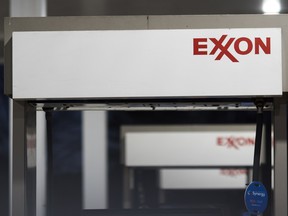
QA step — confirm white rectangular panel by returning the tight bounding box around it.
[160,169,247,189]
[12,28,282,99]
[124,125,255,166]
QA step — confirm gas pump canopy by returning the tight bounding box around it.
[4,15,288,216]
[4,15,288,110]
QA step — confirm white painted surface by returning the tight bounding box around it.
[83,111,107,209]
[160,169,248,189]
[124,125,255,166]
[12,28,282,99]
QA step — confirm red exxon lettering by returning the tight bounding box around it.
[217,136,255,150]
[193,38,207,55]
[193,35,271,62]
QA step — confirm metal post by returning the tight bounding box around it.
[45,111,53,216]
[263,112,272,216]
[36,112,47,216]
[273,97,288,216]
[83,111,107,209]
[253,103,264,182]
[10,101,36,216]
[123,167,132,209]
[9,0,47,214]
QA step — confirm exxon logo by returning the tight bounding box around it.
[193,35,271,62]
[217,136,255,150]
[220,169,248,177]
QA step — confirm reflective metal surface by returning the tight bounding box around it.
[10,101,36,216]
[32,101,273,112]
[273,97,288,216]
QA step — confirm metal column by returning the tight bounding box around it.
[263,112,272,216]
[10,101,36,216]
[9,0,47,215]
[83,111,107,209]
[123,167,133,209]
[273,97,288,216]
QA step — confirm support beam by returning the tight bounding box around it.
[273,97,288,216]
[36,112,47,216]
[263,112,272,216]
[83,111,107,209]
[10,101,36,216]
[9,0,47,215]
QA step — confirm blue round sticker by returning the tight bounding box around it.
[244,181,268,215]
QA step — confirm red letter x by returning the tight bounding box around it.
[210,35,239,62]
[227,137,239,149]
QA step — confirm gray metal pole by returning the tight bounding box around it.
[273,97,288,216]
[10,101,36,216]
[263,112,272,216]
[83,111,108,210]
[9,0,47,215]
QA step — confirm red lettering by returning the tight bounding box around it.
[210,35,227,55]
[227,137,239,149]
[193,38,207,55]
[255,37,271,54]
[217,136,255,149]
[236,137,246,146]
[217,137,223,145]
[247,138,255,145]
[220,169,248,177]
[234,37,253,55]
[193,35,272,63]
[210,35,238,62]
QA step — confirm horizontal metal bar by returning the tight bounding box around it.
[124,166,255,169]
[31,102,273,112]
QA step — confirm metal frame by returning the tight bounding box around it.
[4,15,288,216]
[273,97,288,216]
[10,101,36,216]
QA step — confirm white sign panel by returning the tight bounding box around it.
[160,169,248,189]
[12,28,281,99]
[124,125,255,166]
